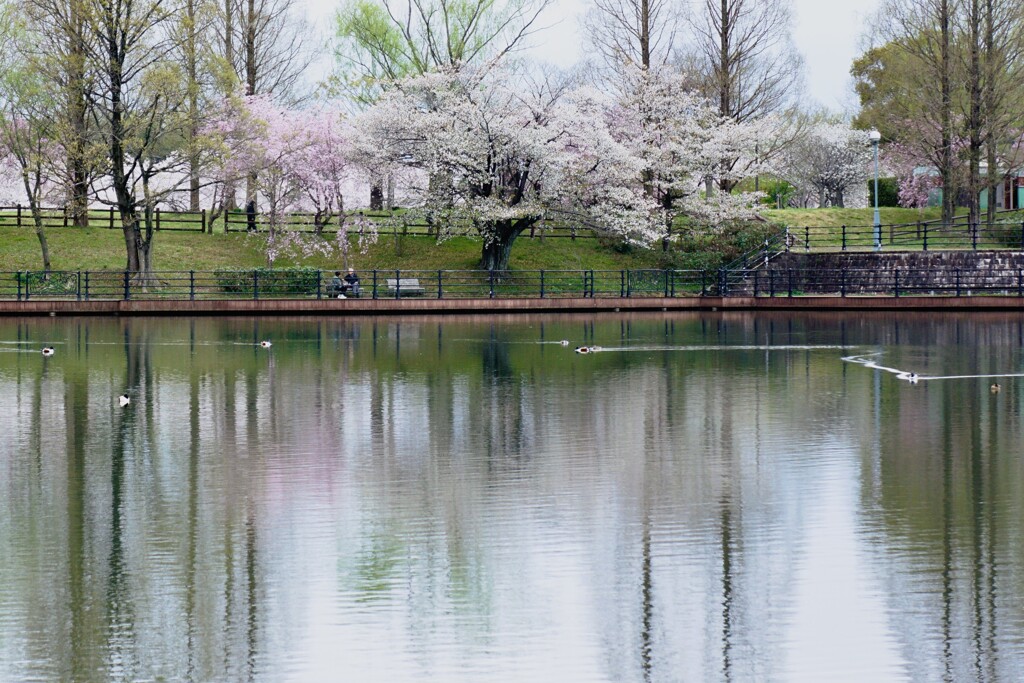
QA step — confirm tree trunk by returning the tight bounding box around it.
[480,218,533,271]
[369,181,383,210]
[30,207,50,272]
[940,0,956,225]
[68,0,90,228]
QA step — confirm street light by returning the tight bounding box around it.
[870,129,882,251]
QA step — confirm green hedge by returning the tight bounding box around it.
[214,267,321,296]
[868,177,901,207]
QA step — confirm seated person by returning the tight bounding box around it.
[328,271,344,297]
[342,268,361,296]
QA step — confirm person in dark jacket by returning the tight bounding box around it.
[328,271,344,298]
[343,268,361,296]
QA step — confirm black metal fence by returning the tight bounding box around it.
[734,266,1024,298]
[0,269,711,301]
[776,221,1024,253]
[6,267,1024,301]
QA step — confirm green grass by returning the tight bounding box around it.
[762,207,945,228]
[12,206,1021,275]
[0,226,672,273]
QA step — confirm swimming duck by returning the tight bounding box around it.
[991,383,1001,393]
[560,340,570,346]
[260,340,272,349]
[908,373,918,384]
[41,346,54,357]
[575,346,590,354]
[118,394,130,407]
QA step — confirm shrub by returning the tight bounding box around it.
[868,177,900,207]
[214,267,321,296]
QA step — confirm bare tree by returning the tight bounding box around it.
[582,0,680,72]
[20,0,94,227]
[84,0,192,274]
[207,0,313,217]
[684,0,802,191]
[686,0,801,124]
[215,0,313,99]
[876,0,959,224]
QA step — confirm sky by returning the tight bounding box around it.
[306,0,884,112]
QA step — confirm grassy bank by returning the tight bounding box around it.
[0,226,677,273]
[8,207,1003,274]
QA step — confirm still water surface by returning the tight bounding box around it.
[1,312,1024,682]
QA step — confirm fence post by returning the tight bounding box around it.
[156,207,161,231]
[805,226,810,252]
[84,271,89,301]
[619,271,625,297]
[489,270,495,298]
[972,222,978,250]
[626,270,632,297]
[395,269,401,299]
[201,209,207,234]
[16,204,21,228]
[315,270,321,299]
[841,225,847,251]
[224,210,230,233]
[840,268,846,297]
[956,268,961,296]
[123,270,130,300]
[190,270,196,301]
[253,271,258,300]
[894,268,900,298]
[76,271,81,301]
[923,222,928,251]
[437,270,443,299]
[1018,269,1022,298]
[372,270,378,299]
[109,207,115,230]
[540,270,545,298]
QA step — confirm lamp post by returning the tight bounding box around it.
[870,129,882,251]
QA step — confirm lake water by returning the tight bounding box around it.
[1,312,1024,682]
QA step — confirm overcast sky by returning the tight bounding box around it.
[308,0,884,112]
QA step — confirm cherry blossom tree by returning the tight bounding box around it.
[779,122,872,208]
[610,65,768,231]
[207,93,376,264]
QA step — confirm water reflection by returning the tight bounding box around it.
[1,313,1024,681]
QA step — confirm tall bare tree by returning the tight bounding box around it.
[582,0,680,72]
[84,0,191,274]
[210,0,312,215]
[20,0,93,227]
[685,0,802,191]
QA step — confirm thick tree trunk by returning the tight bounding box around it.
[369,181,383,210]
[479,218,533,271]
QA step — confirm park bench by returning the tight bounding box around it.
[385,278,426,297]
